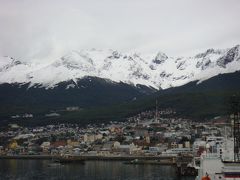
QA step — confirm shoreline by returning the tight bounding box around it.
[0,155,176,161]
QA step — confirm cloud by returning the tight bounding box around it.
[0,0,240,61]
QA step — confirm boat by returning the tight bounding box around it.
[195,107,240,180]
[195,137,240,180]
[58,158,85,164]
[48,159,62,167]
[57,155,85,164]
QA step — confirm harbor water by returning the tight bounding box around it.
[0,160,195,180]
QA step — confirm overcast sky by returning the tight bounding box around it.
[0,0,240,61]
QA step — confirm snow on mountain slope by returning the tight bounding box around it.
[0,45,239,89]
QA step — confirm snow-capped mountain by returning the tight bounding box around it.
[0,45,240,90]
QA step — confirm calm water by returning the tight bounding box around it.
[0,160,195,180]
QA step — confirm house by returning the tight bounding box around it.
[102,141,114,151]
[67,140,80,147]
[14,133,35,140]
[9,140,18,150]
[134,127,148,137]
[114,143,139,155]
[124,136,134,142]
[185,141,190,148]
[149,147,161,154]
[51,141,67,148]
[41,142,50,153]
[8,124,20,129]
[113,141,120,149]
[72,148,81,155]
[98,150,111,156]
[84,134,95,143]
[95,134,103,140]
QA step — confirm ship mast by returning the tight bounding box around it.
[231,95,240,162]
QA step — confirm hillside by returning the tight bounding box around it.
[1,71,239,126]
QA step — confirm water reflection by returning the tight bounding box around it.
[0,160,195,180]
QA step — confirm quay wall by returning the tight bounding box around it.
[0,155,175,161]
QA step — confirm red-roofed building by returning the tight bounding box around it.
[51,141,67,148]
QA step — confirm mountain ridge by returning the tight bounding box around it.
[0,45,240,90]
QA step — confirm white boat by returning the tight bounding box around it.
[48,162,62,167]
[48,159,62,167]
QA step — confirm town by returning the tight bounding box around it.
[0,108,229,160]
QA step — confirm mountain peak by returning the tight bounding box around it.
[195,48,223,59]
[216,45,240,68]
[152,51,168,64]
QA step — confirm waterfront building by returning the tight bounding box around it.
[162,147,192,156]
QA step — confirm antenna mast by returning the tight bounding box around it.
[155,99,158,123]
